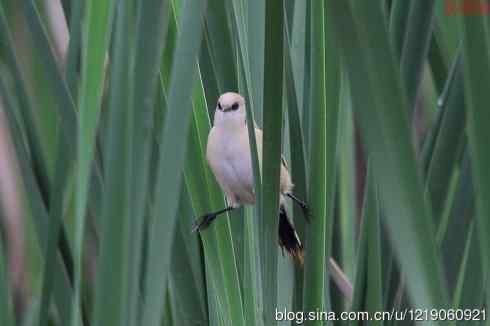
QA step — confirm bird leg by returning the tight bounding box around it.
[286,193,310,222]
[192,206,234,232]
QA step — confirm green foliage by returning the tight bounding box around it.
[0,1,486,325]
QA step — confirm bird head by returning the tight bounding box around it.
[213,92,247,129]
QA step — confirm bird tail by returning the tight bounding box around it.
[278,205,304,265]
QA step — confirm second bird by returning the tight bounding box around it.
[193,92,309,264]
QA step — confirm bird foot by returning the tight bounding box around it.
[192,213,217,232]
[286,193,311,222]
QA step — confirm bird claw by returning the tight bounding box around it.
[301,204,311,223]
[191,213,216,233]
[286,193,311,222]
[191,220,202,233]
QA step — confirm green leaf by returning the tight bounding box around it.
[461,6,490,312]
[425,52,466,226]
[302,2,340,324]
[0,5,76,325]
[389,0,411,60]
[326,0,448,314]
[65,0,83,95]
[349,179,368,323]
[261,1,284,324]
[183,73,245,326]
[336,72,356,281]
[0,76,74,326]
[127,0,170,324]
[349,168,383,326]
[452,222,485,326]
[365,181,383,326]
[0,230,14,326]
[285,15,308,311]
[399,0,436,110]
[91,1,133,325]
[169,188,207,325]
[22,0,77,143]
[141,1,208,324]
[204,0,237,92]
[0,3,50,197]
[73,0,116,324]
[230,2,265,324]
[440,153,474,298]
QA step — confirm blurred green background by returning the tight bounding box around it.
[0,0,488,325]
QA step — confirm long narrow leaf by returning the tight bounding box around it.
[141,1,207,324]
[261,1,284,324]
[303,3,340,324]
[326,0,448,313]
[73,0,115,324]
[92,1,133,325]
[461,5,490,312]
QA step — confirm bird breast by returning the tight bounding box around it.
[206,126,255,205]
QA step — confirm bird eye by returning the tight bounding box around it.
[217,103,223,111]
[231,103,239,111]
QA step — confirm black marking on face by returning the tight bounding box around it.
[217,102,223,111]
[231,102,239,111]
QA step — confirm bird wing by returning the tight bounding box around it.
[254,126,289,170]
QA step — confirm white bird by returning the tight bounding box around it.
[193,92,309,264]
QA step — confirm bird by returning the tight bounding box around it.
[193,92,309,264]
